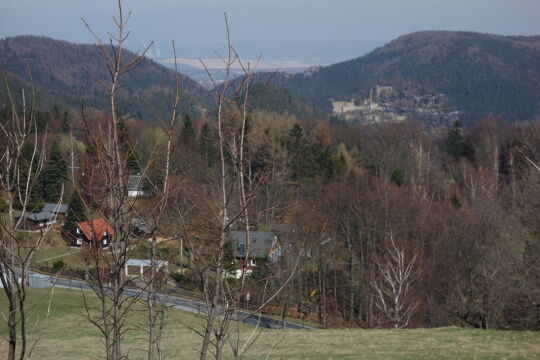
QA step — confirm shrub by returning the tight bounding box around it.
[0,197,7,212]
[52,260,66,272]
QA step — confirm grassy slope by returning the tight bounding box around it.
[1,288,540,359]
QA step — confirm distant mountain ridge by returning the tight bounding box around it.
[2,32,540,125]
[255,31,540,124]
[0,35,212,120]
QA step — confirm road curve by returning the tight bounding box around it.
[50,275,314,330]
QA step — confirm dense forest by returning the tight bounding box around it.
[2,1,540,357]
[0,35,211,120]
[3,100,538,330]
[1,29,540,360]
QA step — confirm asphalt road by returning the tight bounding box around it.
[49,275,314,330]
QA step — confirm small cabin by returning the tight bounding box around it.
[127,175,146,197]
[69,218,114,248]
[41,203,68,222]
[132,218,152,237]
[122,259,168,286]
[16,212,57,230]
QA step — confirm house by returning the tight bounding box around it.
[16,212,57,230]
[69,218,114,248]
[15,203,69,231]
[229,231,281,278]
[41,203,68,221]
[122,258,168,285]
[230,231,278,260]
[127,175,146,197]
[132,218,152,237]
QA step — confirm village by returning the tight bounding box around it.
[331,85,460,126]
[12,174,288,295]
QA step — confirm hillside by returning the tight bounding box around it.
[0,35,212,120]
[261,31,540,124]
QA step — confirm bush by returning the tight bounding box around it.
[52,260,66,272]
[170,272,183,283]
[390,168,406,187]
[0,197,7,212]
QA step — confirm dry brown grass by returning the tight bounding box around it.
[1,288,539,359]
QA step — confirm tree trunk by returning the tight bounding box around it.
[8,295,16,360]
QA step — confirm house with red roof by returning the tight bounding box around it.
[69,218,114,248]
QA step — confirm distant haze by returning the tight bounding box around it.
[1,0,539,67]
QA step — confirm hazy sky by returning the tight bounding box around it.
[1,0,539,62]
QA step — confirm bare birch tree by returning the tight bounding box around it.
[372,234,419,329]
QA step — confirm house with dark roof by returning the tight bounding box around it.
[16,212,57,230]
[132,218,152,237]
[68,218,114,248]
[15,202,70,231]
[42,202,68,215]
[229,231,281,278]
[41,203,68,222]
[231,231,278,259]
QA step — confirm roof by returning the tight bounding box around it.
[230,231,276,258]
[26,212,56,222]
[125,259,167,268]
[42,203,68,214]
[131,218,152,234]
[75,218,115,242]
[127,175,143,192]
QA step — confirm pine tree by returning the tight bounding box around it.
[391,168,406,186]
[287,123,309,181]
[41,140,68,202]
[63,190,86,231]
[198,122,218,165]
[117,117,140,172]
[182,115,196,148]
[61,110,70,133]
[446,120,465,160]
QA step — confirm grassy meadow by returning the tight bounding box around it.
[1,288,539,359]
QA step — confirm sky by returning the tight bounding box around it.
[1,0,540,65]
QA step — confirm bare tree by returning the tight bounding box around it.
[74,2,181,360]
[372,234,419,329]
[167,15,300,360]
[0,80,62,360]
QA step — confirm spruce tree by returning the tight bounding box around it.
[61,110,70,133]
[287,124,317,180]
[63,191,86,231]
[391,168,406,186]
[182,115,196,148]
[41,140,68,202]
[446,120,465,159]
[198,122,217,165]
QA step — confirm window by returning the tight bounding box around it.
[76,228,81,234]
[76,238,82,245]
[239,244,245,255]
[103,239,107,245]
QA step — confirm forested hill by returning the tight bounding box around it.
[0,35,212,120]
[258,31,540,124]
